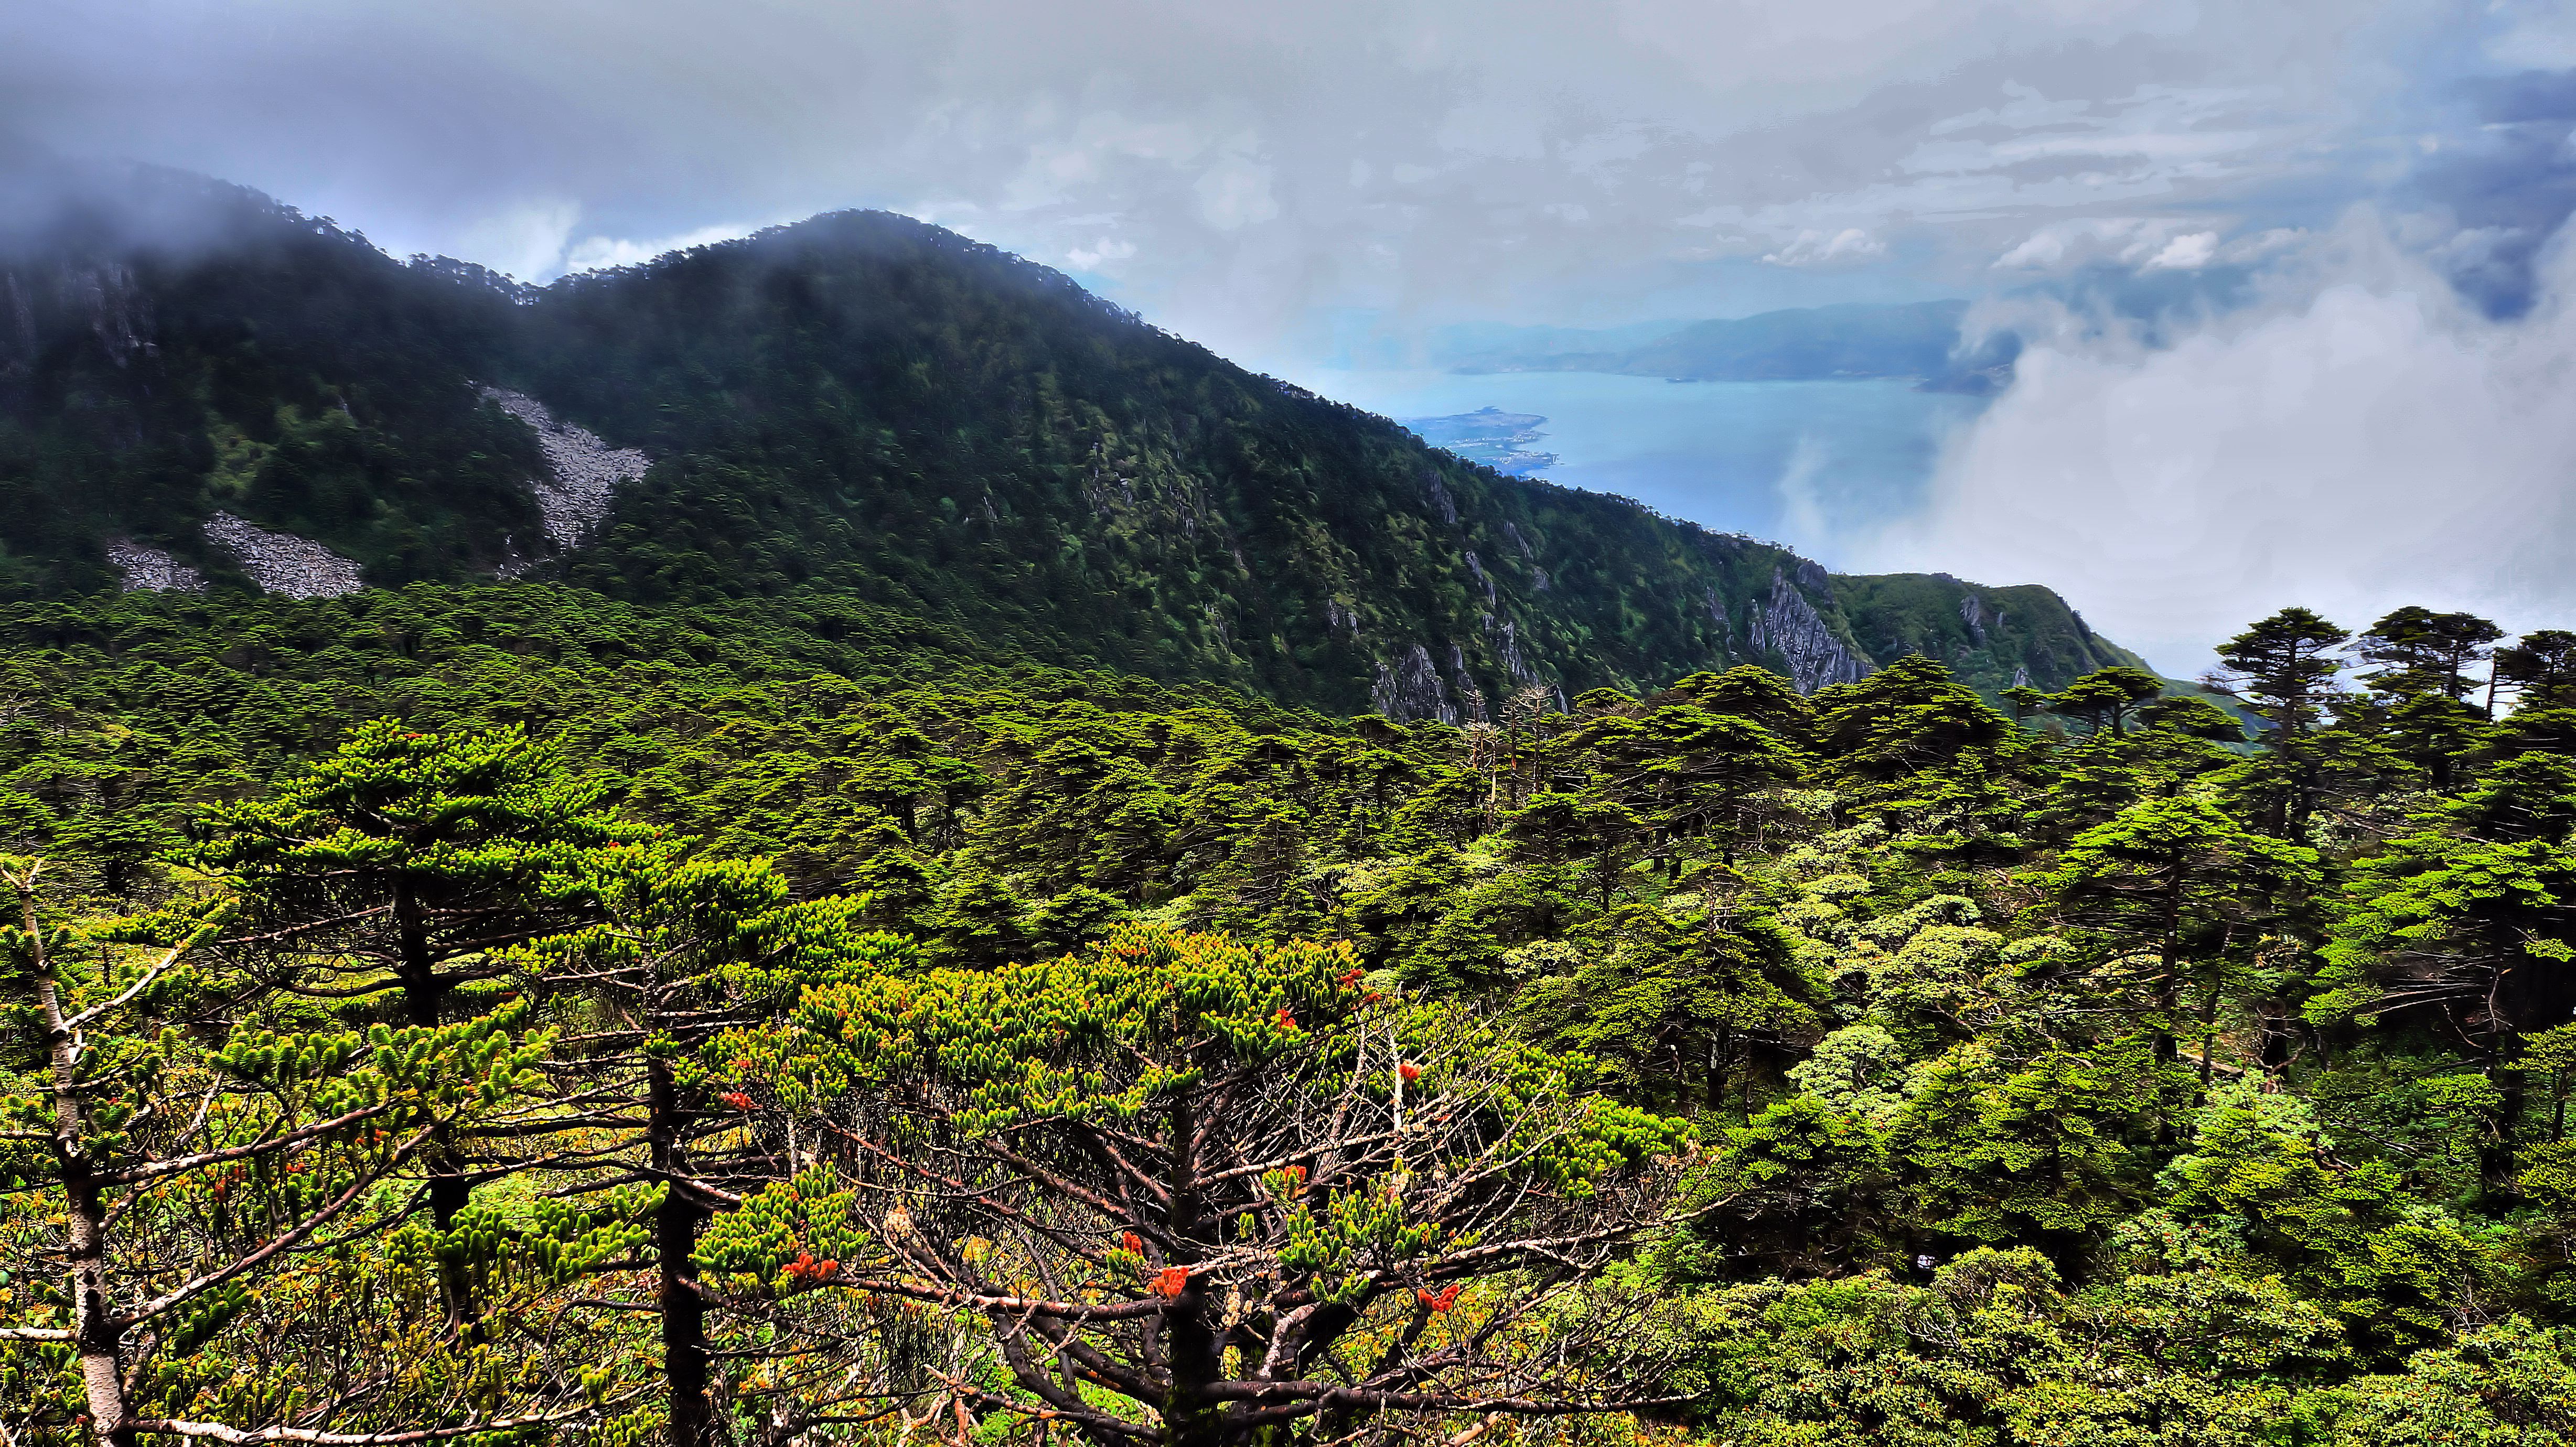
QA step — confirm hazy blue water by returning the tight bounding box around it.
[1306,370,1990,568]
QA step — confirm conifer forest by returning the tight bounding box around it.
[7,168,2576,1447]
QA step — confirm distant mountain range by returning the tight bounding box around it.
[1434,300,2021,393]
[0,160,2133,716]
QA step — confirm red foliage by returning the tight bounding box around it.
[1121,1231,1143,1254]
[1399,1062,1422,1084]
[785,1250,840,1282]
[720,1090,755,1110]
[1150,1266,1191,1298]
[1416,1284,1461,1313]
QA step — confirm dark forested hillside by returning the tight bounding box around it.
[4,164,2128,716]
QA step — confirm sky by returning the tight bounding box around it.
[5,0,2574,671]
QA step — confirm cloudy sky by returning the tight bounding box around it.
[7,0,2573,669]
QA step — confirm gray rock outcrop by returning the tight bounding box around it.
[202,512,363,598]
[103,540,204,592]
[479,386,649,547]
[1464,550,1496,604]
[1747,567,1870,694]
[1446,643,1490,723]
[1371,644,1458,723]
[1424,471,1458,526]
[1959,592,1989,649]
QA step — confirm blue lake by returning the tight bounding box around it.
[1302,370,1991,569]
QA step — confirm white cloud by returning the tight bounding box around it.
[562,221,764,274]
[2143,230,2218,269]
[1762,228,1886,266]
[3,0,2466,353]
[1994,216,2212,271]
[2485,0,2576,67]
[1863,217,2576,672]
[0,0,2544,363]
[1195,150,1279,231]
[1068,236,1139,268]
[453,199,579,281]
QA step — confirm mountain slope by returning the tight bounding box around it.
[1,165,2128,716]
[0,166,542,593]
[1834,573,2151,698]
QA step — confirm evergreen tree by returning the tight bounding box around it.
[2045,665,2165,738]
[186,722,645,1331]
[2204,608,2350,836]
[0,857,585,1441]
[2354,606,2505,705]
[2206,608,2349,741]
[522,844,906,1447]
[696,925,1698,1447]
[2498,629,2576,712]
[2042,796,2320,1088]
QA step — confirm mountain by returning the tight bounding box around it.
[0,164,2134,717]
[1439,299,2021,391]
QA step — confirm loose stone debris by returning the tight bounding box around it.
[479,386,649,547]
[103,539,205,592]
[202,512,364,598]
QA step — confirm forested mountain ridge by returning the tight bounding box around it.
[1,164,2138,715]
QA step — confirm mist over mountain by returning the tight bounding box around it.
[0,163,2141,714]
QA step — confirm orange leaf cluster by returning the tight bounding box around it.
[785,1250,839,1282]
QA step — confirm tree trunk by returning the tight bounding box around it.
[24,885,132,1446]
[2155,866,2184,1145]
[2259,1002,2294,1075]
[1161,1099,1222,1447]
[650,1057,713,1447]
[2197,980,2220,1107]
[1705,1026,1733,1115]
[2154,869,2184,1065]
[2486,1030,2529,1198]
[394,878,476,1336]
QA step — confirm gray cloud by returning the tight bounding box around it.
[0,0,2502,363]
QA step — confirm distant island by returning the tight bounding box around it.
[1400,406,1560,475]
